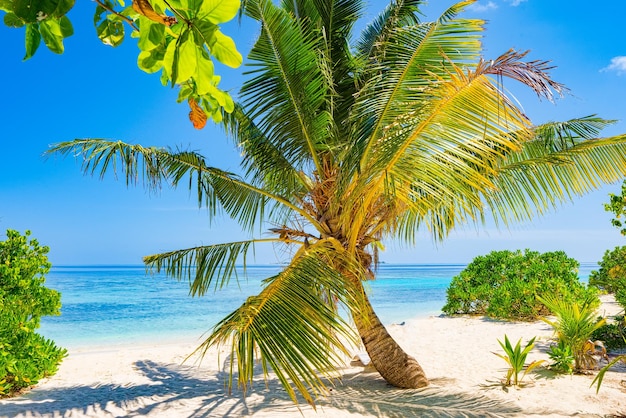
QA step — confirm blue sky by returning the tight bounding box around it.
[1,0,625,266]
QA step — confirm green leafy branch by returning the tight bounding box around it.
[1,0,243,128]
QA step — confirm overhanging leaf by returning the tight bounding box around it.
[198,0,240,24]
[209,29,242,68]
[23,23,41,60]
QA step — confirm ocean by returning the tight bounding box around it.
[38,263,599,349]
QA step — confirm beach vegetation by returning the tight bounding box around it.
[48,0,626,406]
[0,0,242,128]
[591,316,626,350]
[0,230,67,398]
[540,294,607,373]
[442,249,598,320]
[494,335,544,387]
[546,340,575,374]
[603,179,626,237]
[589,246,626,309]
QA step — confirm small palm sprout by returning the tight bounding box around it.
[539,295,606,372]
[494,335,544,387]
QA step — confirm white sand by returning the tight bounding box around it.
[1,295,624,418]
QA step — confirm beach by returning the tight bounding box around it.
[1,295,624,418]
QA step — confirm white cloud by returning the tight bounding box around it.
[601,56,626,75]
[508,0,527,6]
[468,1,498,12]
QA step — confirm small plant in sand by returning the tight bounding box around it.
[494,335,544,387]
[540,295,607,373]
[546,340,575,374]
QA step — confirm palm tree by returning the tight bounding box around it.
[51,0,626,405]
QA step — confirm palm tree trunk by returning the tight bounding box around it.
[352,288,429,388]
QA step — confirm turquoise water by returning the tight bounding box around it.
[39,263,598,349]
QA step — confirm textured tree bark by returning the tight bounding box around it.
[352,289,429,389]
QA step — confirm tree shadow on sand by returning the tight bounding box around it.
[1,360,558,418]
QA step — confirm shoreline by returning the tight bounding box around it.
[2,295,624,418]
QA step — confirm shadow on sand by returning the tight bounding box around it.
[0,360,547,418]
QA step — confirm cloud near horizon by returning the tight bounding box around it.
[508,0,527,5]
[602,56,626,75]
[468,1,498,12]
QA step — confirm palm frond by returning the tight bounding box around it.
[196,246,366,406]
[243,0,332,174]
[144,238,283,295]
[355,0,424,60]
[48,139,318,232]
[480,49,567,102]
[531,115,616,149]
[222,104,310,198]
[343,65,532,246]
[487,133,626,225]
[351,12,484,174]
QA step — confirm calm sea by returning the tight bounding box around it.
[39,263,599,349]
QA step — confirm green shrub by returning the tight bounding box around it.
[591,316,626,350]
[589,246,626,309]
[0,230,67,397]
[442,249,598,320]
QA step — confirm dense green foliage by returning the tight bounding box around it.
[589,246,626,309]
[540,294,605,372]
[603,179,626,236]
[1,0,242,127]
[442,249,598,320]
[0,230,67,397]
[591,316,626,350]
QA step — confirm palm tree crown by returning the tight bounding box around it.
[51,0,626,406]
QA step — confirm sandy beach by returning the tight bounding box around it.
[1,295,624,418]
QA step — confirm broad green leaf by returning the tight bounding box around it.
[137,47,165,73]
[23,23,41,60]
[59,15,72,37]
[138,19,165,51]
[194,54,215,95]
[52,0,74,17]
[176,30,197,83]
[177,84,194,103]
[4,13,25,28]
[198,0,240,24]
[96,18,124,47]
[14,0,59,23]
[193,19,217,45]
[163,37,179,84]
[211,106,223,122]
[222,92,234,113]
[209,30,242,68]
[39,18,64,54]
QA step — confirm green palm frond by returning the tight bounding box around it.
[487,133,626,225]
[243,0,332,173]
[532,115,616,150]
[48,139,317,231]
[222,104,310,198]
[144,239,285,295]
[197,247,365,406]
[350,9,484,173]
[355,0,424,60]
